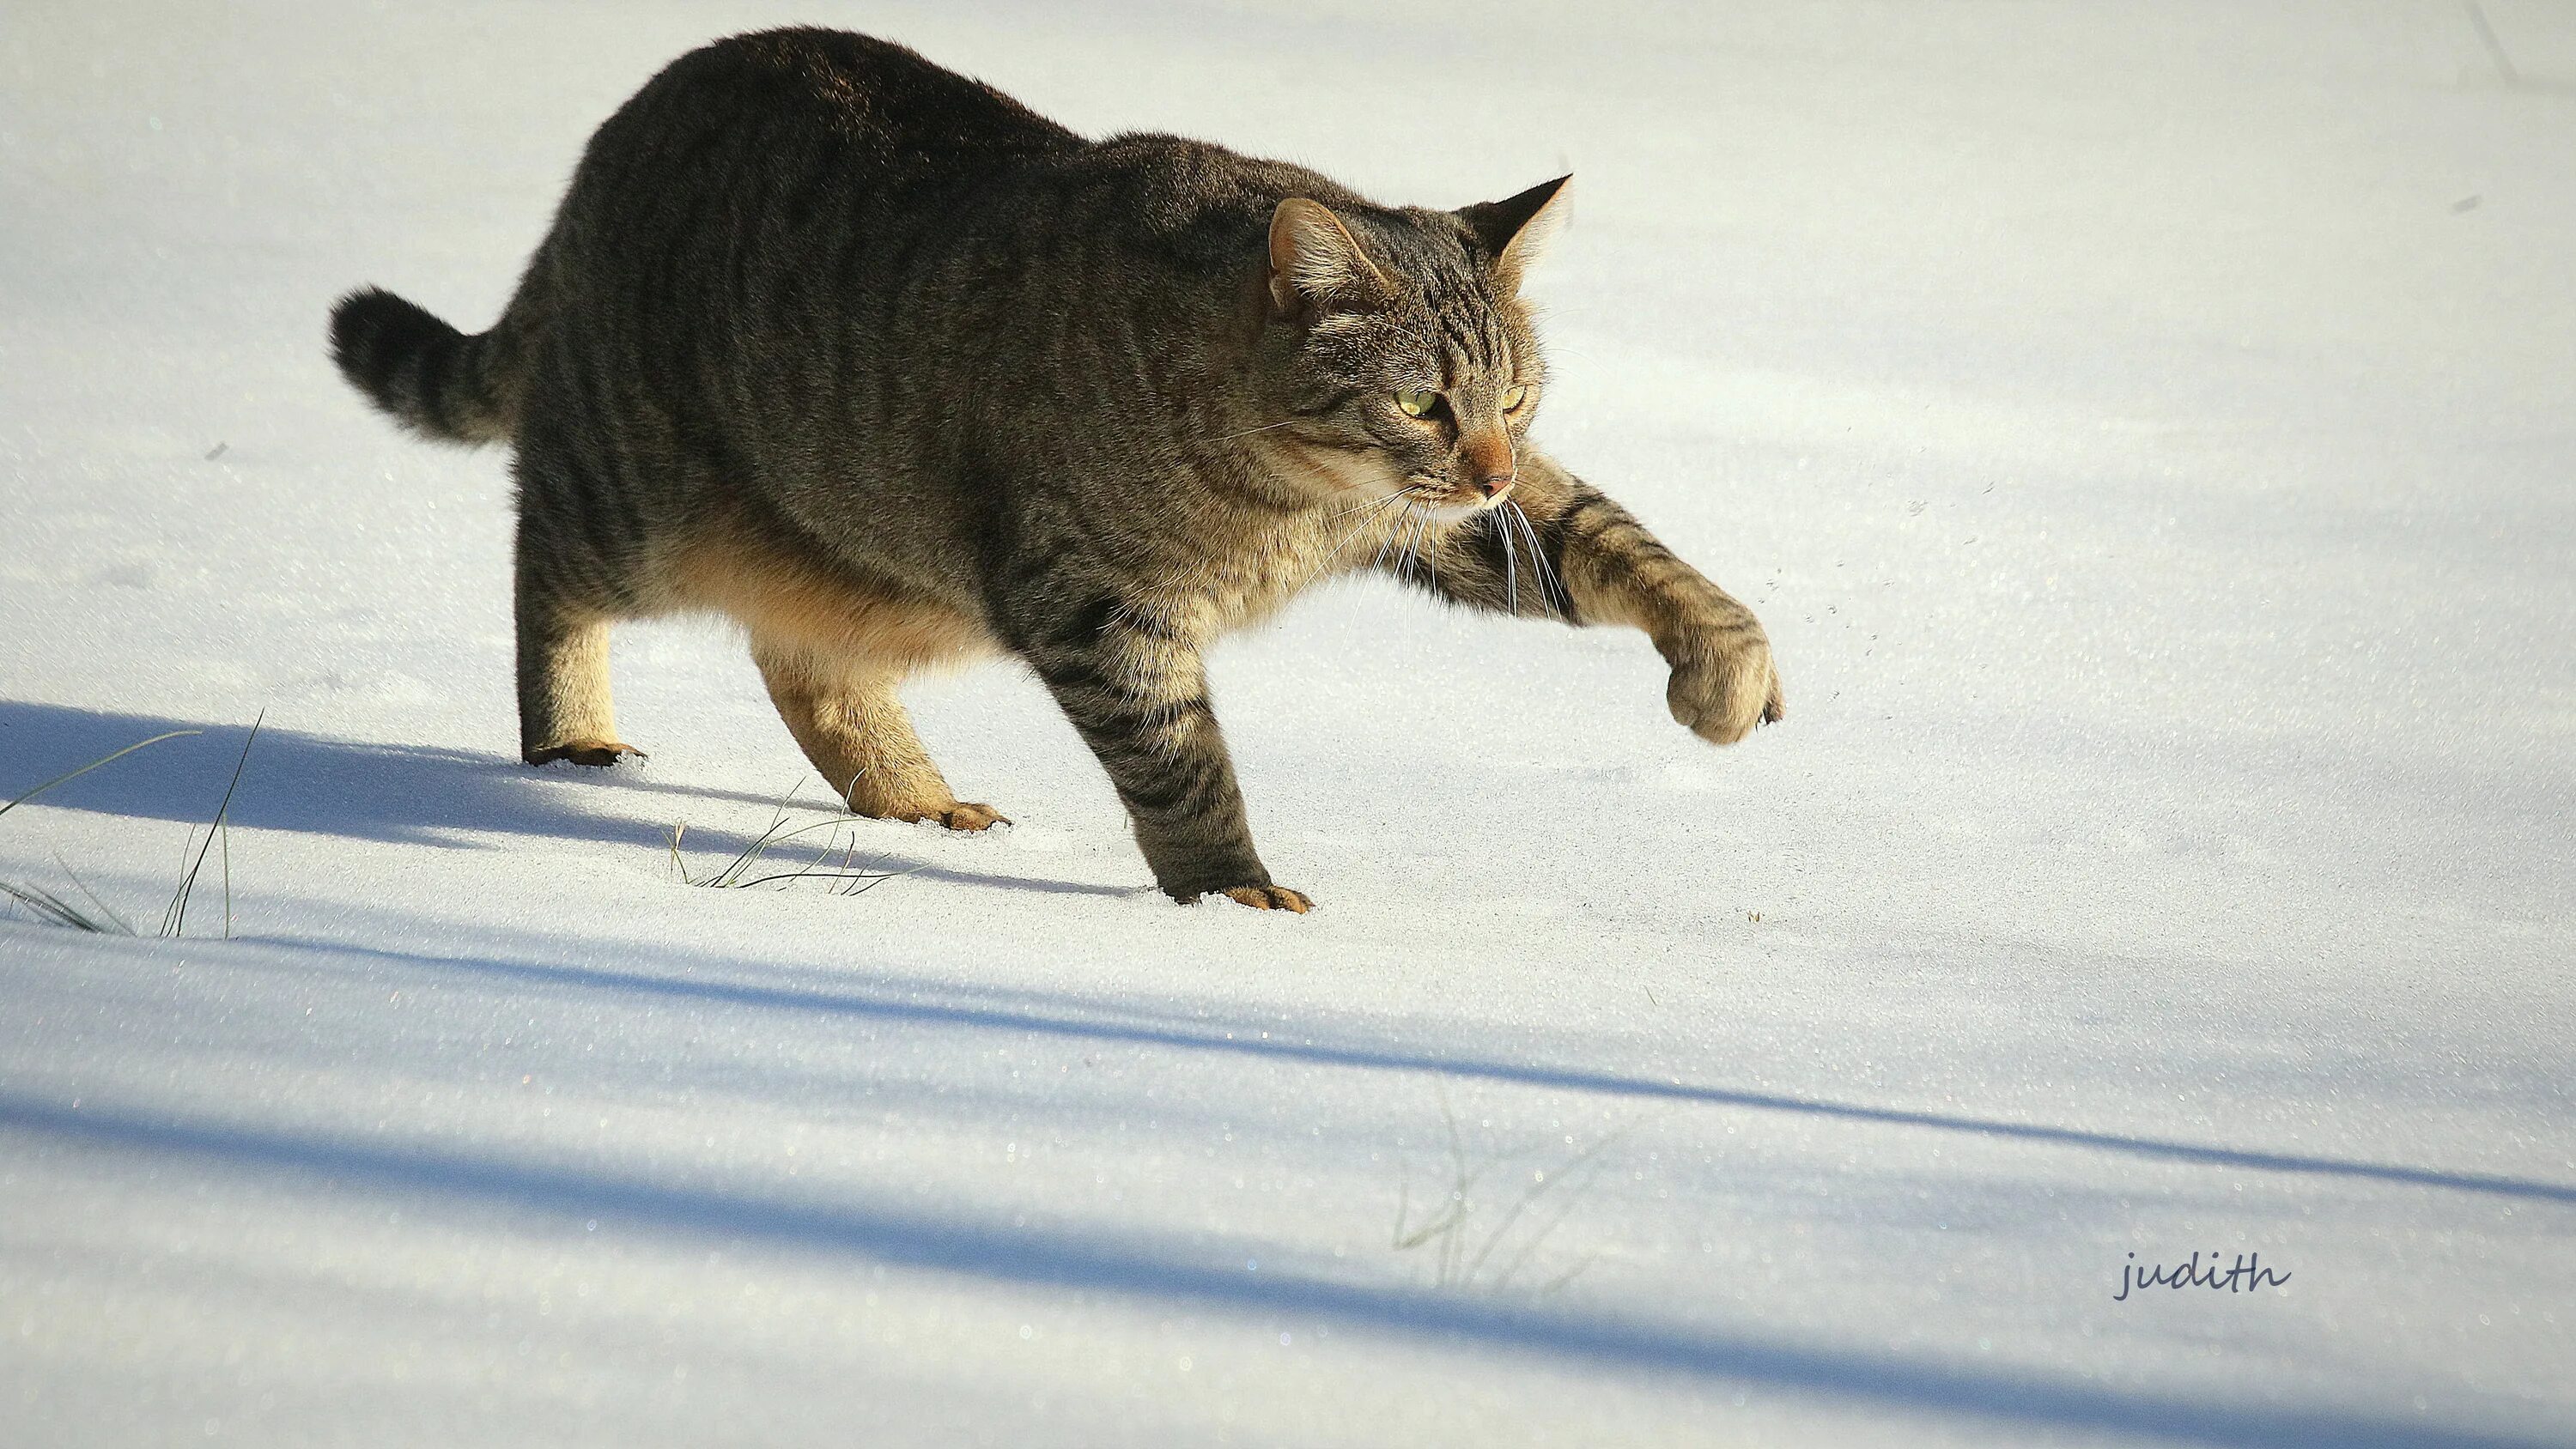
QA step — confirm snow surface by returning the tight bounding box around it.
[3,1,2573,1444]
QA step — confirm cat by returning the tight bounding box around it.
[330,27,1783,912]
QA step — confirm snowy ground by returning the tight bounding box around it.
[4,2,2573,1444]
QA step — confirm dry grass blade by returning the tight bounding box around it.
[730,866,920,893]
[1387,1079,1637,1294]
[162,712,264,938]
[666,785,914,895]
[0,878,127,933]
[2,728,207,935]
[0,730,202,823]
[53,856,137,935]
[1480,1127,1629,1289]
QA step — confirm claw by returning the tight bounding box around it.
[1213,885,1314,912]
[938,803,1012,833]
[526,740,646,767]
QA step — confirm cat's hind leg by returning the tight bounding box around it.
[513,446,644,767]
[751,638,1006,832]
[517,597,638,767]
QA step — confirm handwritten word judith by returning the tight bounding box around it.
[2114,1251,2291,1301]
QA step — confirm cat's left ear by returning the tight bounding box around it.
[1269,199,1393,320]
[1458,174,1572,292]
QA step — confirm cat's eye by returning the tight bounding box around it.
[1395,387,1441,418]
[1501,385,1531,413]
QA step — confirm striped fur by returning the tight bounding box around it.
[328,28,1781,909]
[330,287,531,445]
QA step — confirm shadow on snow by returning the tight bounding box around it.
[319,934,2576,1210]
[0,1091,2552,1449]
[0,699,1127,898]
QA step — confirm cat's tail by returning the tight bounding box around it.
[328,287,531,445]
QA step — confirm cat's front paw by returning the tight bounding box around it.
[1662,627,1784,746]
[936,802,1012,833]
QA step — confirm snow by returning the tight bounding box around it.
[3,1,2572,1443]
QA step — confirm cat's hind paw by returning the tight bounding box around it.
[1212,884,1314,913]
[526,740,647,767]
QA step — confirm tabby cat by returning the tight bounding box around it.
[331,27,1783,912]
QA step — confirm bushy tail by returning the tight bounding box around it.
[328,287,527,445]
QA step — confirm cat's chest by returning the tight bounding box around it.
[1135,522,1358,643]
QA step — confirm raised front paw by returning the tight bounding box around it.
[1208,884,1315,912]
[1663,627,1785,746]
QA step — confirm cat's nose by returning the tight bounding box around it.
[1461,433,1514,495]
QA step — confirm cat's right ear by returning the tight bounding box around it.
[1268,199,1390,321]
[1458,174,1572,293]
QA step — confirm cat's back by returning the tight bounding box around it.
[567,31,1344,286]
[587,28,1078,195]
[525,28,1091,487]
[546,27,1083,311]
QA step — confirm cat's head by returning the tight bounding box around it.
[1260,176,1570,516]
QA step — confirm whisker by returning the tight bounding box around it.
[1321,487,1418,570]
[1313,472,1401,496]
[1494,506,1520,615]
[1527,508,1564,615]
[1372,500,1413,572]
[1205,418,1304,444]
[1505,503,1534,599]
[1510,500,1570,617]
[1319,483,1419,524]
[1396,506,1433,588]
